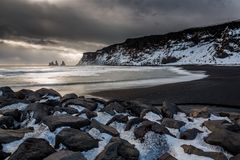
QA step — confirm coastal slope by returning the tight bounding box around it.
[78,20,240,65]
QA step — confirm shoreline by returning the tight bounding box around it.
[90,65,240,108]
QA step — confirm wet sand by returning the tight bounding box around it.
[91,65,240,108]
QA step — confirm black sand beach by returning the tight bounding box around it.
[91,65,240,108]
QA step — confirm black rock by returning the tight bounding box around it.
[161,101,179,118]
[204,128,240,155]
[106,115,128,125]
[182,144,227,160]
[53,106,79,115]
[95,137,139,160]
[102,101,126,115]
[26,103,54,123]
[36,88,61,98]
[125,118,147,131]
[79,109,97,119]
[161,118,185,129]
[0,116,15,129]
[0,86,15,98]
[0,109,23,122]
[9,138,55,160]
[62,98,97,111]
[158,152,177,160]
[60,93,78,104]
[43,115,90,132]
[180,128,203,140]
[55,128,98,151]
[0,150,11,160]
[43,150,87,160]
[0,128,33,144]
[91,119,119,136]
[189,107,210,118]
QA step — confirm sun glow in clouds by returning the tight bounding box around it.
[0,39,83,64]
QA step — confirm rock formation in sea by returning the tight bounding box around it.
[0,86,239,160]
[60,61,66,66]
[78,20,240,65]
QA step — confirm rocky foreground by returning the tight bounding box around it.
[0,87,239,160]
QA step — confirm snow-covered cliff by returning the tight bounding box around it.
[78,20,240,65]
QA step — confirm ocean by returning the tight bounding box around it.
[0,65,206,96]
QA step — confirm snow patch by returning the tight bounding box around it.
[0,103,28,111]
[143,112,162,123]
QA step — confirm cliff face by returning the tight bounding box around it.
[78,20,240,66]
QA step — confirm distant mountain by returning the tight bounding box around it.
[78,20,240,65]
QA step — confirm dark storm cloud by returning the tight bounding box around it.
[0,0,240,44]
[0,0,240,64]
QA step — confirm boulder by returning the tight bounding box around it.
[180,128,202,140]
[140,107,162,119]
[9,138,55,160]
[0,128,33,144]
[106,115,128,125]
[43,115,90,132]
[134,121,172,140]
[91,119,119,136]
[0,116,14,129]
[15,89,41,102]
[36,88,61,98]
[44,150,87,160]
[181,144,227,160]
[230,154,240,160]
[95,137,139,160]
[26,103,54,123]
[0,109,23,122]
[60,93,78,104]
[204,128,240,155]
[161,118,185,129]
[158,153,177,160]
[62,98,97,111]
[55,128,98,151]
[125,118,147,131]
[161,101,179,118]
[122,101,149,117]
[0,150,11,160]
[0,86,15,98]
[79,109,97,119]
[102,101,126,115]
[203,120,230,132]
[189,107,210,118]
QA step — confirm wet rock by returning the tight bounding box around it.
[95,137,139,160]
[161,118,185,129]
[123,101,149,117]
[0,109,23,122]
[180,128,203,140]
[91,119,119,136]
[204,128,240,155]
[189,107,210,118]
[9,138,55,160]
[63,98,97,111]
[0,128,33,143]
[53,106,79,115]
[203,120,230,131]
[26,103,54,123]
[140,107,162,119]
[44,150,87,160]
[181,144,227,160]
[106,115,128,125]
[36,88,61,98]
[0,150,11,159]
[43,115,90,132]
[125,118,147,131]
[102,101,126,115]
[15,89,41,102]
[87,97,107,105]
[55,128,98,151]
[161,101,179,118]
[134,121,172,140]
[158,152,177,160]
[230,154,240,160]
[60,93,78,104]
[0,116,14,128]
[0,86,15,98]
[79,109,97,119]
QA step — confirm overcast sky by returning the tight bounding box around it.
[0,0,240,65]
